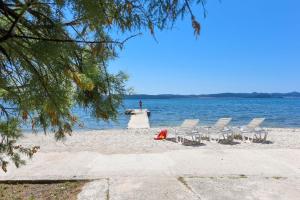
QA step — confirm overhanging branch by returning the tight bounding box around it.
[4,33,142,46]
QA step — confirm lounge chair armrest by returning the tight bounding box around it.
[196,126,207,132]
[255,127,267,133]
[231,126,241,131]
[207,127,217,132]
[254,127,263,131]
[221,128,232,133]
[175,127,196,135]
[224,126,231,131]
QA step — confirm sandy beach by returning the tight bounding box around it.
[15,127,300,154]
[1,127,300,199]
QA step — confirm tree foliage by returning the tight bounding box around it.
[0,0,206,171]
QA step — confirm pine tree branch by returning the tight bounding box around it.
[184,0,194,18]
[8,33,142,46]
[0,0,32,42]
[0,105,10,120]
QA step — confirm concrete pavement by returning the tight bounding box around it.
[1,148,299,180]
[77,176,300,200]
[1,146,300,199]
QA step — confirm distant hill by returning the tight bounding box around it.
[125,92,300,99]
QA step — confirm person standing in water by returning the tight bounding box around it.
[139,100,143,111]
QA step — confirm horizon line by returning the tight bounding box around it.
[127,91,300,96]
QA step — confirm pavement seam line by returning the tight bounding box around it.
[106,178,110,200]
[177,177,201,200]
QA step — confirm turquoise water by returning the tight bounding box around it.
[72,98,300,129]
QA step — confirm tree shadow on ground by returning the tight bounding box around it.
[234,135,274,144]
[218,139,240,145]
[201,136,240,145]
[166,137,206,147]
[253,140,273,144]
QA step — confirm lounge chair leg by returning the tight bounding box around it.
[231,133,234,142]
[251,134,255,143]
[263,133,268,142]
[178,136,182,144]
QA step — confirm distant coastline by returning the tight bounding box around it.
[125,92,300,99]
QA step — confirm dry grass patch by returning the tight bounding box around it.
[0,181,86,200]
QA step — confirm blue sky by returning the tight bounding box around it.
[109,0,300,95]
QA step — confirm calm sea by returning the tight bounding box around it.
[71,98,300,130]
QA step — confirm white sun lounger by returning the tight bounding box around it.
[204,118,233,142]
[234,118,268,142]
[175,119,201,144]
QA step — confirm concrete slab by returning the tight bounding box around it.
[184,176,300,200]
[109,177,199,200]
[77,179,108,200]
